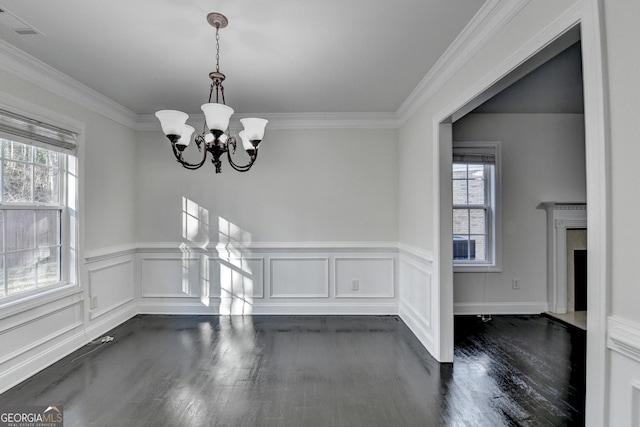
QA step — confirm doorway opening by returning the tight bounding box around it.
[439,21,590,416]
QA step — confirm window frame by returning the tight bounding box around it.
[0,101,80,309]
[452,141,502,273]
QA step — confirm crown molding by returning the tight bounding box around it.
[0,40,139,130]
[396,0,529,125]
[439,2,583,124]
[136,112,400,132]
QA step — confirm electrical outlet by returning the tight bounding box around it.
[512,278,520,290]
[351,279,360,291]
[90,295,98,309]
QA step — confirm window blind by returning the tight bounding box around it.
[0,108,78,154]
[452,146,496,164]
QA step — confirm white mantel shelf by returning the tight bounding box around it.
[538,202,587,314]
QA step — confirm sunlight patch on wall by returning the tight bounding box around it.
[180,197,210,302]
[217,216,254,315]
[182,197,209,249]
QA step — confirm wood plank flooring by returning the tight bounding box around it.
[0,315,585,426]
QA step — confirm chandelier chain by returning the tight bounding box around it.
[215,26,220,73]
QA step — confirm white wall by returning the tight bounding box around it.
[602,0,640,426]
[135,128,398,243]
[0,67,137,392]
[398,0,583,364]
[0,69,138,251]
[452,113,585,314]
[134,127,400,315]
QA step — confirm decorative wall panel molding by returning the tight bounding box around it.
[140,257,200,298]
[208,257,265,299]
[88,259,135,320]
[270,258,330,298]
[0,296,136,395]
[0,288,82,331]
[0,301,82,364]
[335,257,394,298]
[137,244,398,315]
[398,253,435,356]
[608,316,640,364]
[84,243,138,263]
[632,380,640,427]
[399,257,433,329]
[398,244,435,264]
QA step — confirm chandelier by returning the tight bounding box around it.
[155,12,268,173]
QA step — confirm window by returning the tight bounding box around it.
[453,142,501,271]
[0,109,78,302]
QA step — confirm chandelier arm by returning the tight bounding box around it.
[226,148,258,172]
[208,82,215,104]
[171,142,208,170]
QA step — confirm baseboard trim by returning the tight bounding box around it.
[454,302,548,315]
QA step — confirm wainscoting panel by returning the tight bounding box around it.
[0,287,87,393]
[398,246,436,355]
[140,257,200,298]
[399,258,432,329]
[0,246,138,395]
[88,259,135,320]
[608,316,640,427]
[335,258,394,298]
[209,257,265,300]
[270,258,330,298]
[0,299,82,364]
[137,243,398,314]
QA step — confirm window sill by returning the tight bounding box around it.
[454,264,502,273]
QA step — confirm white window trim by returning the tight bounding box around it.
[453,141,502,273]
[0,93,82,308]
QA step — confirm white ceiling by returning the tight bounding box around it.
[0,1,485,116]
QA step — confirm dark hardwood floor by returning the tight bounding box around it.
[0,315,585,426]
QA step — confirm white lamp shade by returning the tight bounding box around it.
[155,110,189,136]
[240,118,268,141]
[238,131,255,152]
[201,103,234,132]
[177,125,195,146]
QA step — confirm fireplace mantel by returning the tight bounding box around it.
[537,202,587,313]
